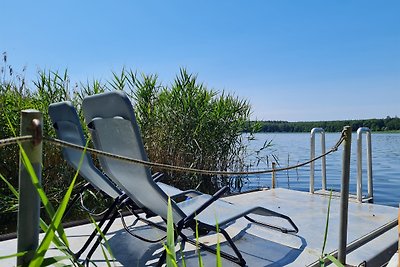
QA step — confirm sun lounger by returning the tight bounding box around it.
[49,101,200,260]
[82,91,298,266]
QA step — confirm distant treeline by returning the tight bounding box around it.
[252,116,400,133]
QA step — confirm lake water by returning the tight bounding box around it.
[241,132,400,207]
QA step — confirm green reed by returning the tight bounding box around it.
[131,68,251,193]
[1,52,254,231]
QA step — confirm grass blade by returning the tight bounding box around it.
[321,190,333,257]
[88,215,115,265]
[41,256,74,266]
[28,171,78,266]
[29,145,87,266]
[325,254,345,267]
[215,216,222,267]
[166,197,176,266]
[179,245,186,267]
[0,172,72,260]
[99,243,112,267]
[19,145,69,247]
[163,245,178,267]
[195,220,204,267]
[0,173,18,197]
[0,251,27,260]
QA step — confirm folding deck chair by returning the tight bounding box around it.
[82,91,299,266]
[49,101,126,259]
[49,101,200,261]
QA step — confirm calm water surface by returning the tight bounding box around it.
[242,132,400,207]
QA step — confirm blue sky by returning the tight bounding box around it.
[2,1,399,121]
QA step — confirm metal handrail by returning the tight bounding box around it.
[357,127,373,202]
[310,128,326,193]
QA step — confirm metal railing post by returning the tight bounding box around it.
[271,162,276,189]
[357,127,373,202]
[310,128,326,193]
[338,126,352,264]
[17,110,43,266]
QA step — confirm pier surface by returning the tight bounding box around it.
[0,188,397,266]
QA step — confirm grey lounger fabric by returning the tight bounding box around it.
[49,101,185,200]
[49,100,197,261]
[49,101,121,198]
[82,91,298,266]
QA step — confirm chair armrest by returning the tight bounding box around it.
[181,186,229,227]
[152,172,164,182]
[170,189,202,201]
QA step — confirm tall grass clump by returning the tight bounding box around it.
[1,54,35,233]
[0,54,104,234]
[131,69,251,192]
[1,52,253,234]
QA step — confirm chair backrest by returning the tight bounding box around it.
[82,91,186,222]
[48,101,121,199]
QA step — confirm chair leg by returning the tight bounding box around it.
[64,183,92,219]
[218,227,246,266]
[156,250,167,267]
[176,224,246,266]
[75,194,128,259]
[85,206,120,261]
[74,197,117,258]
[122,215,246,266]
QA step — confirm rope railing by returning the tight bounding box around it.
[0,135,35,148]
[0,130,346,176]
